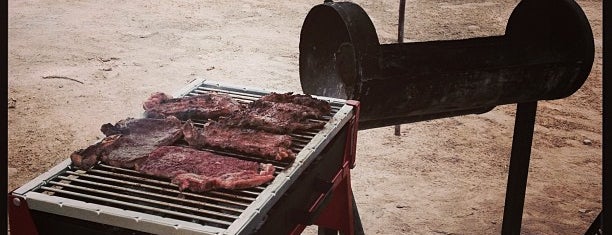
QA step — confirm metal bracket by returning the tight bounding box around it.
[345,100,360,168]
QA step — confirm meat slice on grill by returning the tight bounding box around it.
[258,92,332,115]
[221,92,332,134]
[222,100,326,134]
[143,92,244,121]
[182,120,295,161]
[135,146,275,192]
[70,135,122,170]
[70,117,183,170]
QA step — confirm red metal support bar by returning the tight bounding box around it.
[345,100,360,168]
[312,100,360,234]
[8,194,39,235]
[311,162,354,234]
[289,100,361,235]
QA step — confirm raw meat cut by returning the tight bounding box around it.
[71,117,183,170]
[182,120,295,161]
[135,146,275,192]
[143,92,244,121]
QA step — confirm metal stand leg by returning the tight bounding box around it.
[501,102,538,235]
[351,190,365,235]
[584,211,602,235]
[313,167,355,235]
[393,0,406,137]
[316,191,364,235]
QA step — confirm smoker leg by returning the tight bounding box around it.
[501,102,538,235]
[584,211,602,235]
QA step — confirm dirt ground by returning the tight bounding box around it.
[8,0,602,234]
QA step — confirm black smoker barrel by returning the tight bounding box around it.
[299,0,594,130]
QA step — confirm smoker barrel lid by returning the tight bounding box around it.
[299,1,380,100]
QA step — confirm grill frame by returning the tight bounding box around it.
[10,78,356,235]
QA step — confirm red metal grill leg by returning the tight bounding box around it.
[312,100,361,234]
[8,194,39,235]
[289,100,362,235]
[313,168,354,234]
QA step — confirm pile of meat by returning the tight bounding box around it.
[70,91,331,193]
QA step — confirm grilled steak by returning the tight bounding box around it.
[258,92,331,115]
[70,135,122,170]
[135,146,275,192]
[71,117,183,170]
[143,92,244,121]
[182,120,295,161]
[223,101,327,134]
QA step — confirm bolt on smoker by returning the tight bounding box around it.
[298,0,595,233]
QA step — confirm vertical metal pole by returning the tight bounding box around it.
[601,1,609,231]
[398,0,406,42]
[501,102,538,235]
[352,190,365,235]
[394,0,406,136]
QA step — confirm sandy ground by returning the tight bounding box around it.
[8,0,602,234]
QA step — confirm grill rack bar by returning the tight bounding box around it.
[44,181,238,224]
[40,185,233,227]
[86,167,261,201]
[62,171,245,213]
[97,164,268,194]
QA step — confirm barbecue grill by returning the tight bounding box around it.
[8,79,362,235]
[9,0,599,234]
